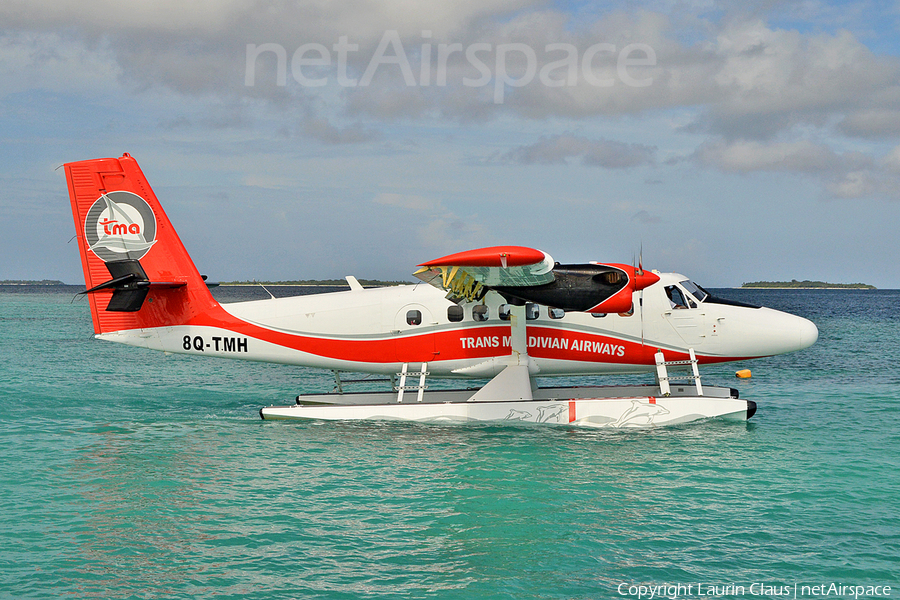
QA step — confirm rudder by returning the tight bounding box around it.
[65,153,219,334]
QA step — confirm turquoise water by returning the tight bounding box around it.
[1,286,898,599]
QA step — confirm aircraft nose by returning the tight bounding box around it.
[734,308,818,357]
[798,317,818,350]
[777,313,818,353]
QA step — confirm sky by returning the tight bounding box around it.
[3,0,900,288]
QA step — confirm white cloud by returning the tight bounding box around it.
[838,109,900,139]
[693,138,900,200]
[493,134,656,168]
[0,32,121,96]
[373,192,438,211]
[694,139,854,173]
[370,191,489,256]
[881,144,900,174]
[5,2,900,145]
[699,20,900,138]
[823,169,900,200]
[631,209,664,224]
[0,0,254,34]
[415,214,491,256]
[821,143,900,200]
[301,117,382,144]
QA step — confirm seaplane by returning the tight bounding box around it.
[63,154,818,428]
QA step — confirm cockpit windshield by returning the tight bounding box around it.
[680,280,708,303]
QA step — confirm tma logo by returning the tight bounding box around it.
[99,218,141,236]
[84,191,157,263]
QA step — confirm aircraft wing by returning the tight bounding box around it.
[414,245,660,313]
[414,246,555,302]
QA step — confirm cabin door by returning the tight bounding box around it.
[393,304,437,363]
[662,284,706,348]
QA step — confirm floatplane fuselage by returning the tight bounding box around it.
[64,154,818,427]
[116,273,817,378]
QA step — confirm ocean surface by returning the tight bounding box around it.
[1,285,898,599]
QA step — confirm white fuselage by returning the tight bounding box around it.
[99,272,818,378]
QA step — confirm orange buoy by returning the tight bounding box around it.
[735,369,752,379]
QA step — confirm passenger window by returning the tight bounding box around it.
[447,305,464,322]
[472,305,489,322]
[525,303,539,320]
[499,304,511,321]
[406,310,422,325]
[549,307,565,319]
[591,313,607,318]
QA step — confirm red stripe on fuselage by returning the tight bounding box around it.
[187,306,751,367]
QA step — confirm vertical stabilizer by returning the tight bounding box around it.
[65,153,218,334]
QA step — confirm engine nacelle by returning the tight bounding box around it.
[493,263,659,313]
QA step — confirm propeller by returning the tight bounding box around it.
[635,244,645,345]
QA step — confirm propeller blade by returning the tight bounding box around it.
[637,243,644,276]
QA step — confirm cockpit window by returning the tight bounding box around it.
[680,280,708,303]
[665,285,689,309]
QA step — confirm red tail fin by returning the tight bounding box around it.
[65,153,218,334]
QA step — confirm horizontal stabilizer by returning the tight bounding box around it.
[79,259,187,312]
[105,287,148,312]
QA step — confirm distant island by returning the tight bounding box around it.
[1,279,65,285]
[742,280,875,289]
[220,279,410,287]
